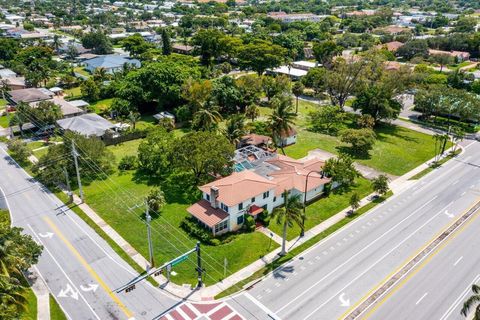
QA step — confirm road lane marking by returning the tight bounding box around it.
[452,180,459,186]
[453,256,463,266]
[439,274,480,320]
[461,191,467,196]
[359,200,480,320]
[38,232,54,238]
[28,224,100,320]
[43,216,133,318]
[415,292,428,305]
[244,292,282,320]
[276,196,438,315]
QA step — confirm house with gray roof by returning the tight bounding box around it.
[56,113,115,137]
[83,55,141,74]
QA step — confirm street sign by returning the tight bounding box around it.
[171,255,188,266]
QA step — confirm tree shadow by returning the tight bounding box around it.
[272,265,295,280]
[335,146,372,160]
[375,123,419,143]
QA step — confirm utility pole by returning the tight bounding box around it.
[196,241,203,288]
[145,201,154,269]
[63,167,71,191]
[71,141,84,202]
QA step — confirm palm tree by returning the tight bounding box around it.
[0,270,28,317]
[127,111,141,130]
[268,95,296,155]
[224,114,246,146]
[292,81,304,114]
[272,191,305,256]
[192,108,222,131]
[245,104,260,122]
[93,67,108,83]
[461,284,480,319]
[52,34,61,53]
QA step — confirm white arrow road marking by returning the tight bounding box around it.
[444,210,454,218]
[339,292,350,307]
[38,232,54,238]
[80,284,99,292]
[58,284,79,300]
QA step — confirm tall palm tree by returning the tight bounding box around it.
[52,34,61,53]
[0,270,28,317]
[462,284,480,319]
[268,95,296,155]
[245,104,260,122]
[93,67,108,83]
[272,191,305,256]
[192,107,222,132]
[224,114,246,146]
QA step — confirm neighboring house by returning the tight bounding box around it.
[83,55,141,74]
[267,12,326,23]
[376,41,404,52]
[187,147,331,236]
[267,66,308,80]
[0,67,26,90]
[278,128,297,147]
[172,43,194,55]
[428,49,471,62]
[7,88,52,105]
[375,26,411,35]
[239,134,272,149]
[56,113,115,137]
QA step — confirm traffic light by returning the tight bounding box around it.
[125,285,136,293]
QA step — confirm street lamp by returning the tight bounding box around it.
[301,170,323,237]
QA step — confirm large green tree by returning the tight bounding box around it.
[191,28,224,66]
[82,31,113,54]
[352,86,402,124]
[173,131,234,184]
[138,128,175,177]
[268,95,297,154]
[238,39,287,75]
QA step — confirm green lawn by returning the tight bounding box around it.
[73,67,90,77]
[0,99,6,106]
[78,140,278,286]
[275,100,448,176]
[49,295,67,320]
[20,276,37,320]
[268,177,372,240]
[0,114,9,128]
[64,86,82,99]
[89,98,114,114]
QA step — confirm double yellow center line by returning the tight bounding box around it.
[44,216,134,319]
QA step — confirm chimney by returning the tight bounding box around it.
[210,186,219,209]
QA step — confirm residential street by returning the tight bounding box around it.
[0,146,178,320]
[232,140,480,320]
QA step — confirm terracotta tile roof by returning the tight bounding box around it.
[376,41,404,52]
[187,199,229,228]
[241,134,272,146]
[199,171,277,207]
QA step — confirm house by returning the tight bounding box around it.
[187,147,331,236]
[83,55,141,74]
[376,41,404,52]
[172,43,194,55]
[153,111,175,122]
[375,26,411,35]
[267,66,308,80]
[56,113,115,137]
[278,128,297,147]
[428,49,470,62]
[267,12,326,23]
[7,88,52,105]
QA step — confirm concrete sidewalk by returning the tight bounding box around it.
[26,267,50,320]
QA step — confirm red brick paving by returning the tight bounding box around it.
[180,304,197,319]
[209,305,232,320]
[161,301,245,320]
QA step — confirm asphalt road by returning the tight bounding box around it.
[363,205,480,320]
[235,140,480,320]
[0,146,178,320]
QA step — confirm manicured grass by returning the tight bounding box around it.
[73,67,90,77]
[0,114,9,128]
[0,99,6,106]
[268,177,372,240]
[283,100,449,176]
[33,147,49,159]
[49,294,68,320]
[409,150,461,180]
[64,86,82,99]
[215,191,393,299]
[74,141,278,286]
[136,114,157,130]
[89,98,114,114]
[27,141,47,151]
[20,276,37,320]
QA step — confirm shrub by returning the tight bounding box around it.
[181,217,215,244]
[118,155,137,170]
[145,187,166,212]
[243,215,256,232]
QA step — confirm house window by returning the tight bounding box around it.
[206,194,210,201]
[238,203,243,211]
[237,215,244,225]
[273,196,277,202]
[251,197,255,203]
[215,220,228,233]
[221,203,229,213]
[263,191,270,199]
